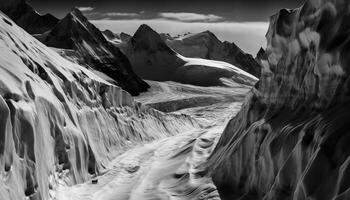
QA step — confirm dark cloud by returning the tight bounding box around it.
[27,0,305,21]
[158,12,224,22]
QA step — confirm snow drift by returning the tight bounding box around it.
[0,12,198,200]
[207,0,350,199]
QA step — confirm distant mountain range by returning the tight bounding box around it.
[117,24,258,86]
[163,31,262,77]
[1,0,261,91]
[105,29,262,78]
[36,8,149,96]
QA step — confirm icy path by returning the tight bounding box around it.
[55,101,242,200]
[55,79,248,200]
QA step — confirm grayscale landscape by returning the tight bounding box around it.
[0,0,349,200]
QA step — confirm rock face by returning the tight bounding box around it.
[255,47,267,62]
[0,0,58,34]
[102,29,122,44]
[39,8,149,96]
[121,24,258,87]
[165,31,262,78]
[120,32,132,42]
[0,13,198,200]
[208,0,350,199]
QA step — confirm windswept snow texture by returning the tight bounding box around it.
[165,31,262,77]
[0,12,199,200]
[0,0,58,34]
[53,84,246,200]
[135,80,250,113]
[38,8,149,96]
[206,0,350,199]
[120,24,258,87]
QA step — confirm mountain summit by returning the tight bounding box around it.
[165,30,262,77]
[120,24,257,86]
[39,8,149,95]
[0,0,58,34]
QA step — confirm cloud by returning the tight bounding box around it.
[105,12,139,17]
[77,7,94,12]
[159,12,224,22]
[91,18,269,55]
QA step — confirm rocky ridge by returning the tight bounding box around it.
[207,0,350,199]
[38,8,149,96]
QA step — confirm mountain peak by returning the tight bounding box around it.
[70,7,84,17]
[132,24,173,52]
[0,0,58,34]
[64,7,87,22]
[134,24,159,38]
[42,8,107,49]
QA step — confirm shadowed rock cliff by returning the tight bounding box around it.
[38,8,149,96]
[0,0,58,34]
[209,0,350,199]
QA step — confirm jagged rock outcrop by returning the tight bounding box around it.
[208,0,350,199]
[121,24,258,87]
[0,0,58,34]
[102,29,120,40]
[256,47,267,62]
[102,29,123,44]
[120,32,132,43]
[0,13,198,200]
[165,31,262,78]
[38,8,149,96]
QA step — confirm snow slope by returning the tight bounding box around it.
[135,80,250,113]
[54,87,246,200]
[120,24,258,87]
[0,12,199,200]
[165,31,262,77]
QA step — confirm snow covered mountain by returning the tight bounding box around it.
[0,0,58,34]
[0,11,199,200]
[37,8,149,96]
[165,31,262,77]
[204,0,350,199]
[120,24,258,87]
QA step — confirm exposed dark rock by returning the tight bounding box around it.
[0,0,58,34]
[38,8,149,96]
[209,1,350,199]
[120,24,257,87]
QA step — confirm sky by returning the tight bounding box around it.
[27,0,305,55]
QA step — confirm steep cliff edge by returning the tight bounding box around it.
[209,0,350,199]
[0,12,198,200]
